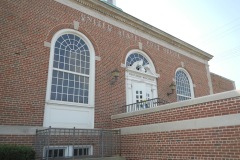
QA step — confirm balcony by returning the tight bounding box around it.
[35,127,122,160]
[121,98,169,113]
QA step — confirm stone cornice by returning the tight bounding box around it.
[73,0,213,61]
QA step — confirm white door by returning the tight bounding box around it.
[132,82,146,104]
[126,81,156,112]
[130,82,155,111]
[146,84,153,101]
[132,82,146,111]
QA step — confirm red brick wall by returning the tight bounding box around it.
[121,126,240,160]
[112,96,240,128]
[112,95,240,159]
[1,0,211,129]
[211,73,235,94]
[0,135,34,146]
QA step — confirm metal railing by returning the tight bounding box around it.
[35,127,121,160]
[123,98,169,113]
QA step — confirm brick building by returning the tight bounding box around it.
[0,0,238,159]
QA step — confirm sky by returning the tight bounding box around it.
[116,0,240,89]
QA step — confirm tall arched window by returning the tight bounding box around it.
[51,34,90,104]
[125,50,159,112]
[175,68,194,101]
[44,29,95,128]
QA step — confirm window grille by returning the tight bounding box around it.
[35,127,121,159]
[175,70,192,101]
[51,34,90,104]
[126,53,149,67]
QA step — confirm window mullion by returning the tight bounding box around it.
[53,67,90,77]
[177,94,191,98]
[50,33,91,105]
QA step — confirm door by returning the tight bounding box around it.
[131,82,154,111]
[146,84,153,101]
[132,82,146,104]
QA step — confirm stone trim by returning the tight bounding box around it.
[233,81,236,90]
[55,0,213,63]
[95,56,101,61]
[78,0,213,60]
[73,20,80,30]
[206,63,213,94]
[112,89,240,119]
[181,62,184,68]
[121,63,126,68]
[0,125,46,135]
[44,41,51,48]
[138,42,142,50]
[120,113,240,135]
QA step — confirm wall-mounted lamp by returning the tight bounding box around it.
[110,69,120,85]
[167,82,176,96]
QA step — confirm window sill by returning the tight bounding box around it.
[45,100,94,108]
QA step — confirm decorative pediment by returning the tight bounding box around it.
[127,60,157,76]
[125,51,159,78]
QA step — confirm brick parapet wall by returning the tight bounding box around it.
[211,72,235,94]
[112,90,240,160]
[121,126,240,160]
[112,96,240,128]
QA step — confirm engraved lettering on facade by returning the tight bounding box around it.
[80,13,112,32]
[107,25,112,32]
[163,48,179,58]
[79,13,177,53]
[118,30,142,42]
[146,40,161,51]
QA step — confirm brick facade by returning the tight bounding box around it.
[211,73,235,94]
[112,92,240,159]
[0,0,238,159]
[0,0,213,129]
[121,126,240,160]
[0,135,34,146]
[112,96,240,128]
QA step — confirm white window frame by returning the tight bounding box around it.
[44,146,68,158]
[44,145,93,158]
[43,29,95,128]
[175,68,194,101]
[125,49,159,107]
[45,29,95,108]
[125,49,157,74]
[73,145,93,156]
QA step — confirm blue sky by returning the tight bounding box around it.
[117,0,240,89]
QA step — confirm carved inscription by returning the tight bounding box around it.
[80,13,113,32]
[146,40,161,51]
[79,12,180,57]
[163,48,179,58]
[118,30,141,42]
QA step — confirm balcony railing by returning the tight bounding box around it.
[35,127,121,160]
[122,98,169,113]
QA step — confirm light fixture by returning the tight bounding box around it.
[110,69,120,85]
[167,82,176,96]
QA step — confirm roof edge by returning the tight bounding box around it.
[74,0,213,61]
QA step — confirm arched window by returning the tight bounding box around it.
[125,50,159,112]
[175,68,194,101]
[51,33,90,104]
[126,53,149,67]
[44,29,95,128]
